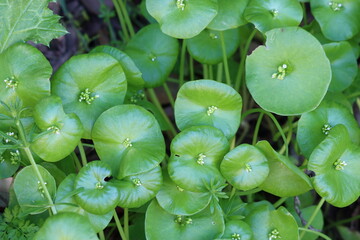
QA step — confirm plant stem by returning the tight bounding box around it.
[99,230,106,240]
[112,0,130,42]
[298,228,331,240]
[216,63,223,82]
[113,210,128,240]
[189,55,195,81]
[147,88,177,138]
[252,112,264,145]
[78,141,87,166]
[203,64,209,79]
[179,40,187,86]
[117,0,135,37]
[237,187,261,196]
[229,187,237,199]
[71,152,82,171]
[163,82,175,107]
[325,214,360,230]
[300,198,326,239]
[346,91,360,99]
[209,64,214,80]
[15,119,57,214]
[273,197,288,208]
[82,143,95,148]
[124,208,129,240]
[220,31,231,86]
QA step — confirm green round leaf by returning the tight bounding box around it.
[175,80,242,139]
[310,0,360,41]
[51,52,127,139]
[220,144,269,191]
[92,105,165,179]
[323,41,358,92]
[146,0,218,39]
[220,220,253,240]
[244,0,303,33]
[156,169,211,215]
[168,126,229,192]
[91,45,145,89]
[256,141,313,197]
[40,162,67,187]
[145,200,225,240]
[13,165,56,214]
[308,124,360,207]
[186,28,241,65]
[74,161,120,215]
[297,100,360,158]
[55,174,113,233]
[0,150,19,179]
[114,165,163,208]
[246,27,331,115]
[207,0,249,31]
[125,24,179,88]
[0,43,51,116]
[31,96,83,162]
[34,212,98,240]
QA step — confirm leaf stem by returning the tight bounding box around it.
[124,208,129,240]
[216,63,223,82]
[300,197,326,239]
[99,230,106,240]
[117,0,135,37]
[273,197,288,208]
[252,112,264,145]
[78,141,87,166]
[237,187,261,196]
[163,82,175,107]
[203,64,209,79]
[298,228,331,240]
[113,209,128,240]
[71,152,82,172]
[179,40,187,86]
[112,0,130,42]
[220,31,231,86]
[189,55,195,81]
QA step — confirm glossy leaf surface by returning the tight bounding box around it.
[218,220,253,240]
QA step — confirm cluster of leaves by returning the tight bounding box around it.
[0,0,360,239]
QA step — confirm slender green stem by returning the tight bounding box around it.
[113,210,128,240]
[118,0,135,37]
[163,82,175,107]
[298,228,331,240]
[124,208,129,240]
[279,117,294,156]
[252,112,264,145]
[347,91,360,99]
[235,28,257,91]
[112,0,129,42]
[237,187,261,196]
[229,187,237,199]
[189,55,195,81]
[99,230,106,240]
[216,63,223,82]
[71,152,82,172]
[78,141,87,166]
[179,40,187,86]
[325,214,360,230]
[220,31,231,86]
[203,64,209,79]
[273,197,288,208]
[147,88,177,138]
[16,119,57,214]
[82,143,95,148]
[300,198,326,239]
[209,64,214,80]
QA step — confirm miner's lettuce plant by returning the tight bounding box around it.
[0,0,360,240]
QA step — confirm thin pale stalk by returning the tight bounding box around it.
[179,41,187,86]
[252,112,264,145]
[112,0,129,42]
[113,210,128,240]
[125,208,129,240]
[203,64,209,79]
[78,141,87,166]
[163,82,175,107]
[300,198,326,239]
[118,0,135,37]
[99,230,106,240]
[209,64,214,80]
[273,197,288,208]
[298,228,331,240]
[220,31,231,86]
[189,55,195,81]
[216,63,223,82]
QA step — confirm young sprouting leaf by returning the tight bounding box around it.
[323,41,358,92]
[114,165,163,208]
[256,141,313,197]
[0,43,51,116]
[0,0,67,53]
[30,96,83,162]
[310,0,360,41]
[55,174,113,233]
[246,27,331,115]
[297,100,360,158]
[175,80,242,139]
[186,28,241,65]
[220,144,269,191]
[125,24,179,88]
[244,0,303,33]
[146,0,218,39]
[217,220,253,240]
[145,200,225,240]
[156,169,212,216]
[13,165,56,214]
[74,161,120,215]
[34,212,99,240]
[92,105,165,179]
[168,126,229,192]
[207,0,249,31]
[308,124,360,207]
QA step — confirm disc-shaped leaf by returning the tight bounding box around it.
[91,45,145,89]
[114,165,163,208]
[323,41,358,92]
[207,0,249,31]
[0,43,51,116]
[186,28,241,65]
[175,80,242,139]
[308,125,360,207]
[156,169,211,215]
[55,174,113,233]
[92,105,165,179]
[145,200,225,240]
[34,212,98,240]
[219,220,253,240]
[310,0,360,41]
[125,24,179,88]
[246,27,331,115]
[146,0,218,39]
[0,150,19,179]
[256,141,312,197]
[13,165,56,214]
[74,161,120,215]
[168,126,229,192]
[31,96,83,162]
[220,144,269,191]
[51,52,127,139]
[297,100,360,158]
[244,0,303,33]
